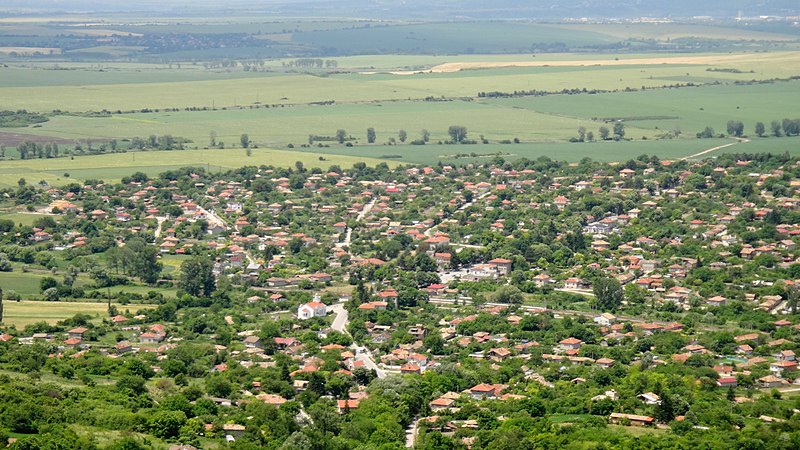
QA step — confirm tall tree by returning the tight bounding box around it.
[240,133,250,149]
[336,129,347,144]
[179,256,216,297]
[448,125,468,143]
[598,126,610,140]
[398,129,407,143]
[593,277,623,311]
[421,129,430,142]
[754,122,765,137]
[613,122,625,140]
[366,128,376,144]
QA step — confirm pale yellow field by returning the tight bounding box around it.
[426,52,800,73]
[2,301,154,328]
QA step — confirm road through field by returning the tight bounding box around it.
[681,138,749,160]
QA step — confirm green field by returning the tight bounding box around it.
[1,300,146,328]
[0,147,396,187]
[0,270,93,297]
[486,80,800,136]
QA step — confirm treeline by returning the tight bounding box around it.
[697,118,800,139]
[282,58,338,69]
[478,82,699,99]
[14,141,61,160]
[0,110,49,128]
[127,135,192,151]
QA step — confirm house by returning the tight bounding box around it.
[400,363,422,374]
[222,424,246,439]
[596,358,615,369]
[759,375,788,388]
[488,347,512,362]
[140,332,165,344]
[558,337,583,351]
[467,383,507,400]
[337,399,361,414]
[115,341,133,354]
[637,392,661,405]
[487,258,513,276]
[563,278,586,290]
[377,289,399,305]
[67,327,88,340]
[533,273,554,287]
[429,397,456,411]
[770,360,798,377]
[716,377,738,388]
[298,301,327,320]
[244,336,263,349]
[408,325,427,340]
[609,413,654,427]
[593,313,617,327]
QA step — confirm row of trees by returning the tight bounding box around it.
[699,119,800,139]
[15,141,61,160]
[574,123,626,142]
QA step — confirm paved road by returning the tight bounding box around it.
[329,303,349,334]
[405,416,420,448]
[153,216,167,238]
[328,302,387,378]
[425,190,492,237]
[337,198,377,250]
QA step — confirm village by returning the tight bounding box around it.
[1,152,800,448]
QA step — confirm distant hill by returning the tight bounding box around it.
[2,0,798,19]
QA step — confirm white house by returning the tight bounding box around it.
[298,301,328,320]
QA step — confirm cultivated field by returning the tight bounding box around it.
[1,301,154,328]
[0,147,396,187]
[0,20,798,170]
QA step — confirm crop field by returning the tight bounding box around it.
[0,270,93,297]
[2,51,799,113]
[484,80,800,136]
[1,300,154,329]
[0,147,396,187]
[293,138,747,165]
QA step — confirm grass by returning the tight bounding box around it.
[1,300,143,328]
[486,80,800,137]
[0,147,396,187]
[2,51,799,113]
[0,212,54,227]
[0,269,92,296]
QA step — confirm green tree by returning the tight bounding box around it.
[771,120,782,137]
[754,121,765,137]
[336,129,347,144]
[492,285,524,304]
[179,256,216,297]
[367,128,376,144]
[147,410,187,439]
[593,277,623,311]
[421,129,430,142]
[598,126,610,140]
[240,133,250,148]
[613,122,625,140]
[398,129,407,142]
[448,125,468,143]
[726,120,744,137]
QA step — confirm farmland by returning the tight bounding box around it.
[0,21,799,174]
[1,301,154,328]
[0,147,395,187]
